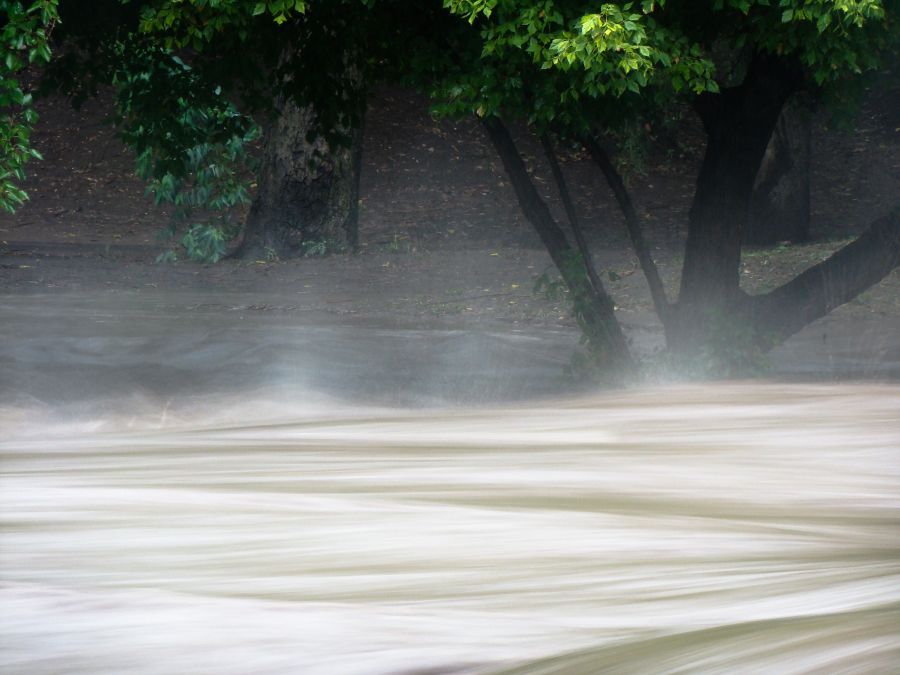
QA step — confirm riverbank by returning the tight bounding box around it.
[1,85,897,382]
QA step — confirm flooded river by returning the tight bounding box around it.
[1,294,899,673]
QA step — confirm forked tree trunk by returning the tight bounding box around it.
[746,93,811,245]
[483,118,635,379]
[671,55,800,354]
[238,95,364,259]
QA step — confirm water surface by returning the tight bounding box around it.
[1,293,898,673]
[2,384,898,673]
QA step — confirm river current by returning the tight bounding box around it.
[1,294,898,673]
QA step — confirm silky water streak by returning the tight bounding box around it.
[1,384,898,673]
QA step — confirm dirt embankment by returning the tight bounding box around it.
[1,83,897,351]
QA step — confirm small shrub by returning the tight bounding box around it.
[113,39,259,263]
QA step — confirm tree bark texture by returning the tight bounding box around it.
[483,118,634,377]
[672,55,801,353]
[747,204,899,349]
[746,93,811,245]
[680,56,800,306]
[239,96,364,259]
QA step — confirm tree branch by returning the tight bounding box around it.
[539,133,604,297]
[582,134,671,325]
[748,204,900,348]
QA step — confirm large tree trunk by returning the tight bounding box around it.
[482,118,635,379]
[671,55,800,354]
[746,93,812,245]
[238,95,364,259]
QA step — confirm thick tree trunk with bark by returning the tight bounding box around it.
[746,93,811,245]
[672,55,800,354]
[238,96,364,259]
[483,118,634,379]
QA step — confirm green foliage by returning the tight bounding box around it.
[435,0,896,376]
[534,252,619,373]
[38,0,143,108]
[8,0,895,273]
[733,0,891,86]
[28,0,397,261]
[300,237,351,256]
[436,0,718,134]
[608,119,652,179]
[138,0,308,47]
[300,238,329,257]
[547,7,717,96]
[180,222,231,263]
[114,39,259,263]
[134,0,378,145]
[436,0,896,137]
[0,0,57,212]
[533,268,568,301]
[533,262,624,383]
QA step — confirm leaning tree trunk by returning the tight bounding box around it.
[238,95,364,259]
[482,118,635,380]
[671,55,801,355]
[745,93,812,245]
[582,134,671,329]
[746,204,899,350]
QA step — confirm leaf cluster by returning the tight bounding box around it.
[435,0,895,138]
[434,1,718,136]
[0,0,58,212]
[112,38,259,263]
[134,0,384,144]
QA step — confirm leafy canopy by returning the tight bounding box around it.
[3,0,895,233]
[435,0,896,135]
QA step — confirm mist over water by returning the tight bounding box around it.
[1,294,899,673]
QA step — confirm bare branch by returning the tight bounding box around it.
[582,134,671,324]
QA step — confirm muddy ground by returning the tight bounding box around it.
[1,82,898,380]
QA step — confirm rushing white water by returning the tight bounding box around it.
[1,383,898,674]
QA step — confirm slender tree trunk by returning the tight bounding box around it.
[746,93,812,245]
[483,118,634,378]
[672,55,800,353]
[747,204,899,349]
[582,134,671,327]
[538,134,604,297]
[238,95,364,259]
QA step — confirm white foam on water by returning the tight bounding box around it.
[1,383,898,673]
